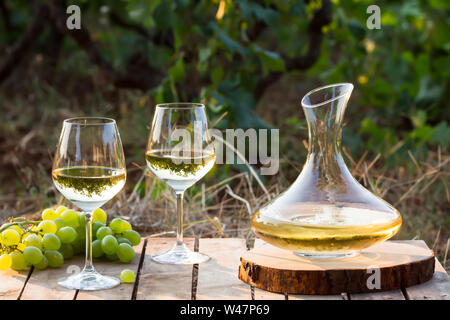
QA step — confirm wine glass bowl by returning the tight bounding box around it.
[52,117,126,290]
[146,103,215,264]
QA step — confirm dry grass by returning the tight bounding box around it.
[5,148,447,270]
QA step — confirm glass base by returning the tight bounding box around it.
[58,269,120,291]
[294,251,359,260]
[152,242,210,265]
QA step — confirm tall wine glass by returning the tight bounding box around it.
[52,117,126,290]
[146,103,215,264]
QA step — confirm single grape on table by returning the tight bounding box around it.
[120,269,136,283]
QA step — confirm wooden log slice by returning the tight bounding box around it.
[238,240,435,295]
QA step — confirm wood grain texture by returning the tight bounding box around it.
[403,241,449,300]
[239,240,435,295]
[20,263,76,300]
[0,268,29,300]
[135,237,195,300]
[350,290,405,300]
[253,287,286,300]
[196,238,251,300]
[288,293,345,300]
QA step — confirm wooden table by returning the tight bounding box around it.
[0,238,448,300]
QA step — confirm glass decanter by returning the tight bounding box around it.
[251,83,402,259]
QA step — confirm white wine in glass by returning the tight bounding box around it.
[146,103,216,264]
[52,117,126,290]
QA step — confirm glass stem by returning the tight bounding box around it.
[176,191,184,246]
[83,212,95,272]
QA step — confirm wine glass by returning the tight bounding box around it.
[146,103,216,264]
[52,117,126,290]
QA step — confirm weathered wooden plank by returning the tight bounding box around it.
[0,268,30,300]
[76,241,145,300]
[196,238,251,300]
[405,258,449,300]
[288,293,345,300]
[350,290,405,300]
[20,262,77,300]
[254,288,286,300]
[136,237,195,300]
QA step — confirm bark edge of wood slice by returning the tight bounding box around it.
[238,240,435,295]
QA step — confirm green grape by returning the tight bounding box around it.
[117,237,132,246]
[79,213,86,227]
[92,208,107,224]
[10,251,27,271]
[55,206,68,216]
[92,222,104,238]
[56,227,77,244]
[101,235,118,255]
[59,243,74,259]
[8,225,24,235]
[96,226,112,240]
[54,218,66,230]
[122,230,141,246]
[1,229,21,246]
[37,220,57,234]
[44,250,64,268]
[72,237,85,255]
[60,210,80,228]
[75,226,86,240]
[23,234,43,250]
[42,208,59,220]
[42,233,61,251]
[120,269,135,283]
[106,252,118,261]
[109,218,132,233]
[23,247,44,265]
[117,243,135,263]
[34,255,48,270]
[0,253,12,271]
[92,239,104,258]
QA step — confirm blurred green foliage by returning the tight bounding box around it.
[0,0,449,172]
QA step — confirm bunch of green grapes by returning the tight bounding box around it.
[0,206,141,272]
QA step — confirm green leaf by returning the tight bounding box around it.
[251,44,285,76]
[153,1,176,30]
[347,20,365,41]
[211,67,224,85]
[168,54,185,83]
[239,0,280,25]
[409,125,433,144]
[415,76,444,106]
[430,0,450,9]
[430,122,450,148]
[410,110,427,128]
[209,22,249,57]
[217,80,269,129]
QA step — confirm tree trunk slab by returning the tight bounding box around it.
[238,240,435,295]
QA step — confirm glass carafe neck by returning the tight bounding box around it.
[304,102,346,156]
[301,83,353,193]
